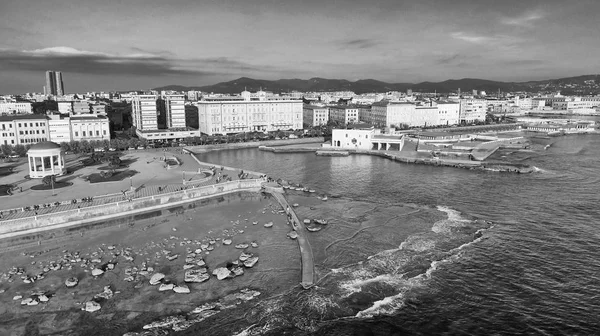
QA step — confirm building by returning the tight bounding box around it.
[47,114,72,143]
[45,71,65,96]
[459,99,487,123]
[331,126,404,151]
[196,91,303,135]
[57,101,73,114]
[358,106,372,123]
[70,115,110,141]
[329,106,359,124]
[0,102,33,114]
[0,114,50,146]
[27,141,67,178]
[72,101,91,114]
[436,102,461,125]
[91,103,108,115]
[132,94,159,131]
[162,94,186,128]
[185,105,199,129]
[370,101,415,127]
[303,105,329,127]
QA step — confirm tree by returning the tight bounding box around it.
[108,156,121,171]
[42,174,56,186]
[128,138,139,148]
[13,144,27,157]
[0,144,12,156]
[69,140,80,153]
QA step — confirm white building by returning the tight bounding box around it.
[331,127,404,151]
[0,102,33,114]
[163,94,186,128]
[369,101,460,128]
[436,102,461,125]
[70,116,110,141]
[459,99,487,123]
[303,105,329,127]
[329,106,359,124]
[47,114,72,143]
[196,91,303,135]
[57,101,73,114]
[0,115,50,146]
[132,94,158,131]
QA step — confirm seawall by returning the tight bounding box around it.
[0,179,265,239]
[185,137,325,153]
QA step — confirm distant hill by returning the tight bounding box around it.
[154,75,600,94]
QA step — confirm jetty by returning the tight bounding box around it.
[263,185,315,288]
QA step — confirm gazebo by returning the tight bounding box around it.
[27,141,66,178]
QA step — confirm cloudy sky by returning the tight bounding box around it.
[0,0,598,93]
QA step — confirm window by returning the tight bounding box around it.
[18,123,21,127]
[75,131,78,136]
[35,123,39,127]
[83,131,86,136]
[42,130,45,134]
[36,130,39,134]
[19,131,23,135]
[30,123,33,127]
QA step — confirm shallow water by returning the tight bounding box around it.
[197,134,600,335]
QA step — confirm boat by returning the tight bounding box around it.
[306,226,322,232]
[314,219,328,225]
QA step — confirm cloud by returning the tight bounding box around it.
[450,32,492,44]
[339,38,380,49]
[500,11,545,27]
[0,46,272,77]
[449,32,525,52]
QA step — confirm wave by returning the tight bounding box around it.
[355,291,406,318]
[431,206,471,234]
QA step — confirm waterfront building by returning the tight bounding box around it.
[132,94,159,131]
[196,91,303,135]
[0,114,50,146]
[331,125,405,151]
[0,102,33,114]
[162,94,186,128]
[303,105,329,127]
[329,105,359,124]
[459,99,487,123]
[45,71,65,96]
[26,141,66,178]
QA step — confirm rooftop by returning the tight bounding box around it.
[0,114,49,122]
[28,141,61,151]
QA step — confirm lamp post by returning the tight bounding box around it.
[129,176,133,191]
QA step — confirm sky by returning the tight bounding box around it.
[0,0,599,94]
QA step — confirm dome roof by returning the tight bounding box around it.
[28,141,62,151]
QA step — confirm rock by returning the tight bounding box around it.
[252,221,258,225]
[159,283,174,291]
[196,259,206,267]
[212,267,232,280]
[292,203,299,207]
[239,252,252,262]
[264,222,273,228]
[166,255,179,261]
[106,263,115,270]
[173,285,190,294]
[21,298,33,305]
[149,273,165,285]
[94,286,114,300]
[65,277,79,288]
[235,243,249,249]
[184,269,210,283]
[107,245,116,250]
[200,243,209,250]
[38,295,49,302]
[231,267,244,276]
[244,257,259,268]
[27,299,39,306]
[191,302,217,314]
[287,231,298,239]
[303,219,311,224]
[84,301,101,312]
[13,295,22,301]
[222,239,232,245]
[91,269,104,276]
[209,240,216,245]
[91,258,102,263]
[183,264,196,270]
[124,275,135,282]
[207,245,214,251]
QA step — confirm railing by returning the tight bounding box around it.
[0,178,265,235]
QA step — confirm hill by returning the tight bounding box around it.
[154,75,600,94]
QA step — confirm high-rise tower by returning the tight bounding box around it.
[44,71,65,96]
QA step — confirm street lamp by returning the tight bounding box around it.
[129,176,133,190]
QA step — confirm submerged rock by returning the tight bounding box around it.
[235,243,249,249]
[264,222,273,228]
[91,269,104,277]
[251,241,259,248]
[222,239,232,245]
[287,231,298,239]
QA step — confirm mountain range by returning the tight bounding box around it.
[154,75,600,95]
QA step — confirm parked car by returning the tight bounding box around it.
[128,147,136,150]
[108,148,116,152]
[137,146,145,150]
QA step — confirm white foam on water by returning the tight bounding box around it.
[355,291,406,318]
[432,206,471,233]
[339,273,399,297]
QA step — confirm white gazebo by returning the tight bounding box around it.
[27,141,66,178]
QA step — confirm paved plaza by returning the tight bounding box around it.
[0,149,256,221]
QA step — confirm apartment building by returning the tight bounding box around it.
[163,94,186,128]
[0,102,33,114]
[459,99,487,123]
[132,94,158,131]
[329,106,359,124]
[0,115,50,146]
[303,105,329,127]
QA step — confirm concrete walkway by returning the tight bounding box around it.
[265,186,315,289]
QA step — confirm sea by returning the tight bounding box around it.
[195,133,600,336]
